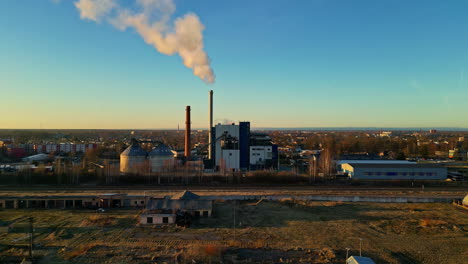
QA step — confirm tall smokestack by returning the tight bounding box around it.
[185,106,191,159]
[208,90,213,160]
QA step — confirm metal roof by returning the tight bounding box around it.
[120,139,147,157]
[146,199,212,211]
[347,256,376,264]
[149,143,173,156]
[344,163,444,169]
[337,160,416,165]
[171,191,200,200]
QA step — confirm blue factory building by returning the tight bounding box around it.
[209,122,278,171]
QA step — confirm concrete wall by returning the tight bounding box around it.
[140,214,176,225]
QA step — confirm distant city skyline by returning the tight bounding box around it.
[1,0,467,129]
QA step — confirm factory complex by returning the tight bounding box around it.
[1,89,464,182]
[120,90,278,175]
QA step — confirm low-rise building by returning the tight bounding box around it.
[341,163,447,180]
[140,210,177,225]
[140,191,212,225]
[0,193,147,209]
[347,256,376,264]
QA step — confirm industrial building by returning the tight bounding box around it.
[202,90,278,172]
[336,160,416,173]
[209,122,278,171]
[341,163,447,180]
[120,139,175,174]
[118,89,278,174]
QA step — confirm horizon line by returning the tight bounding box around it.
[1,126,468,131]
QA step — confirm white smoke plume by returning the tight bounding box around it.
[74,0,215,83]
[74,0,116,22]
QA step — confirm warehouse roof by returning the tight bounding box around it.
[171,191,201,200]
[344,163,444,169]
[22,153,50,162]
[146,199,212,211]
[347,256,376,264]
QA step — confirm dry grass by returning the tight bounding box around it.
[81,215,117,227]
[62,242,99,260]
[1,202,467,264]
[322,201,344,207]
[181,244,224,262]
[419,218,448,227]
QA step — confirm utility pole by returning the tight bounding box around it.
[233,200,236,241]
[28,217,34,261]
[308,157,312,184]
[359,238,363,257]
[313,156,317,183]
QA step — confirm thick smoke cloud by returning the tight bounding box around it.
[74,0,215,83]
[74,0,115,21]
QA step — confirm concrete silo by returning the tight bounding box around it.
[120,138,147,174]
[149,143,174,173]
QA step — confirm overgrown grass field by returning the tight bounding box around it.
[0,200,467,263]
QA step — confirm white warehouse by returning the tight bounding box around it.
[341,163,447,180]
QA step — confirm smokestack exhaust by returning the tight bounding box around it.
[208,90,213,160]
[185,106,191,159]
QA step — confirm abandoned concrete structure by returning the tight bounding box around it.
[140,191,212,225]
[0,193,147,209]
[139,211,177,225]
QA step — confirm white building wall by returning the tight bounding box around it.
[250,146,272,165]
[214,124,240,168]
[221,149,240,171]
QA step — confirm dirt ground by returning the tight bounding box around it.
[0,200,467,263]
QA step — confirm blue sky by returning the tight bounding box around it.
[1,0,467,129]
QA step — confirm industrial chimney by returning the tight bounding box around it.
[185,106,191,159]
[208,90,213,160]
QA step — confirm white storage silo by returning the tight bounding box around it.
[149,143,174,173]
[120,139,147,174]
